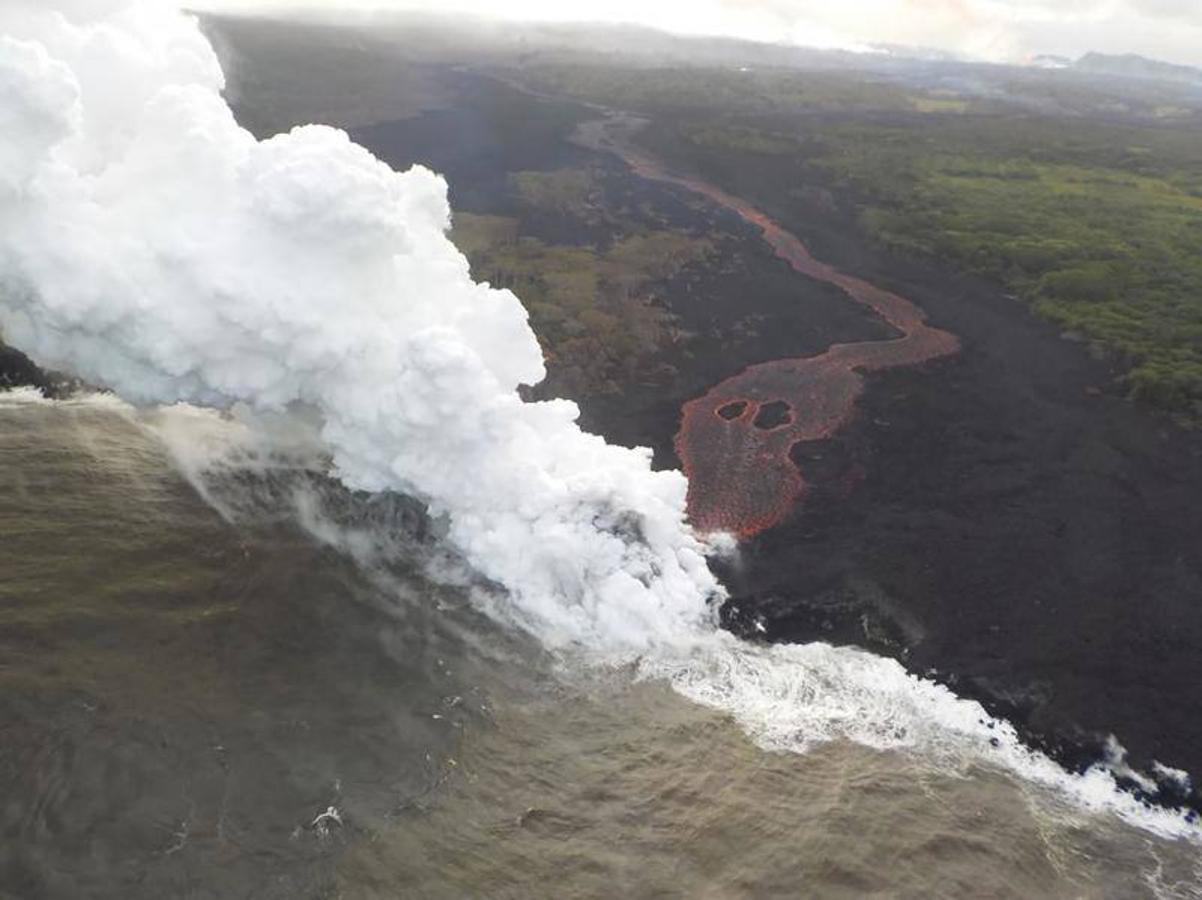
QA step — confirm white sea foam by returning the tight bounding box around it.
[1,1,1197,844]
[0,385,128,410]
[0,385,50,405]
[641,636,1200,840]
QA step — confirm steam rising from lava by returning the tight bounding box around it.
[0,0,721,649]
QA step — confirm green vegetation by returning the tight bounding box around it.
[676,124,801,156]
[509,168,600,216]
[451,210,711,395]
[519,64,916,115]
[813,119,1202,415]
[910,95,969,115]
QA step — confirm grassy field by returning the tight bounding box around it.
[451,196,711,397]
[814,118,1202,415]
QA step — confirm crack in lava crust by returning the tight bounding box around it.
[578,115,960,538]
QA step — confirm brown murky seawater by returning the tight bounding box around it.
[2,392,1199,899]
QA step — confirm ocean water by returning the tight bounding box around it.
[2,390,1200,899]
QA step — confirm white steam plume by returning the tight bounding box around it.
[0,0,721,649]
[1,1,1198,842]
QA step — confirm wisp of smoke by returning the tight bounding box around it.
[1,0,1197,841]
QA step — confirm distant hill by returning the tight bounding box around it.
[1074,52,1202,86]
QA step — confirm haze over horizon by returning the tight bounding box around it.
[192,0,1202,69]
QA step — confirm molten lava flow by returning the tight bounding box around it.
[580,116,959,538]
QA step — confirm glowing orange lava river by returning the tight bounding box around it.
[577,115,960,538]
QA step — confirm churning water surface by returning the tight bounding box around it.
[1,391,1199,899]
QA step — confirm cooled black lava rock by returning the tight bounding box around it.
[0,343,84,397]
[0,343,51,393]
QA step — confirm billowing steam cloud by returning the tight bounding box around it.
[0,0,720,649]
[2,0,1198,841]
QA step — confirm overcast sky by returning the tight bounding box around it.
[193,0,1202,67]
